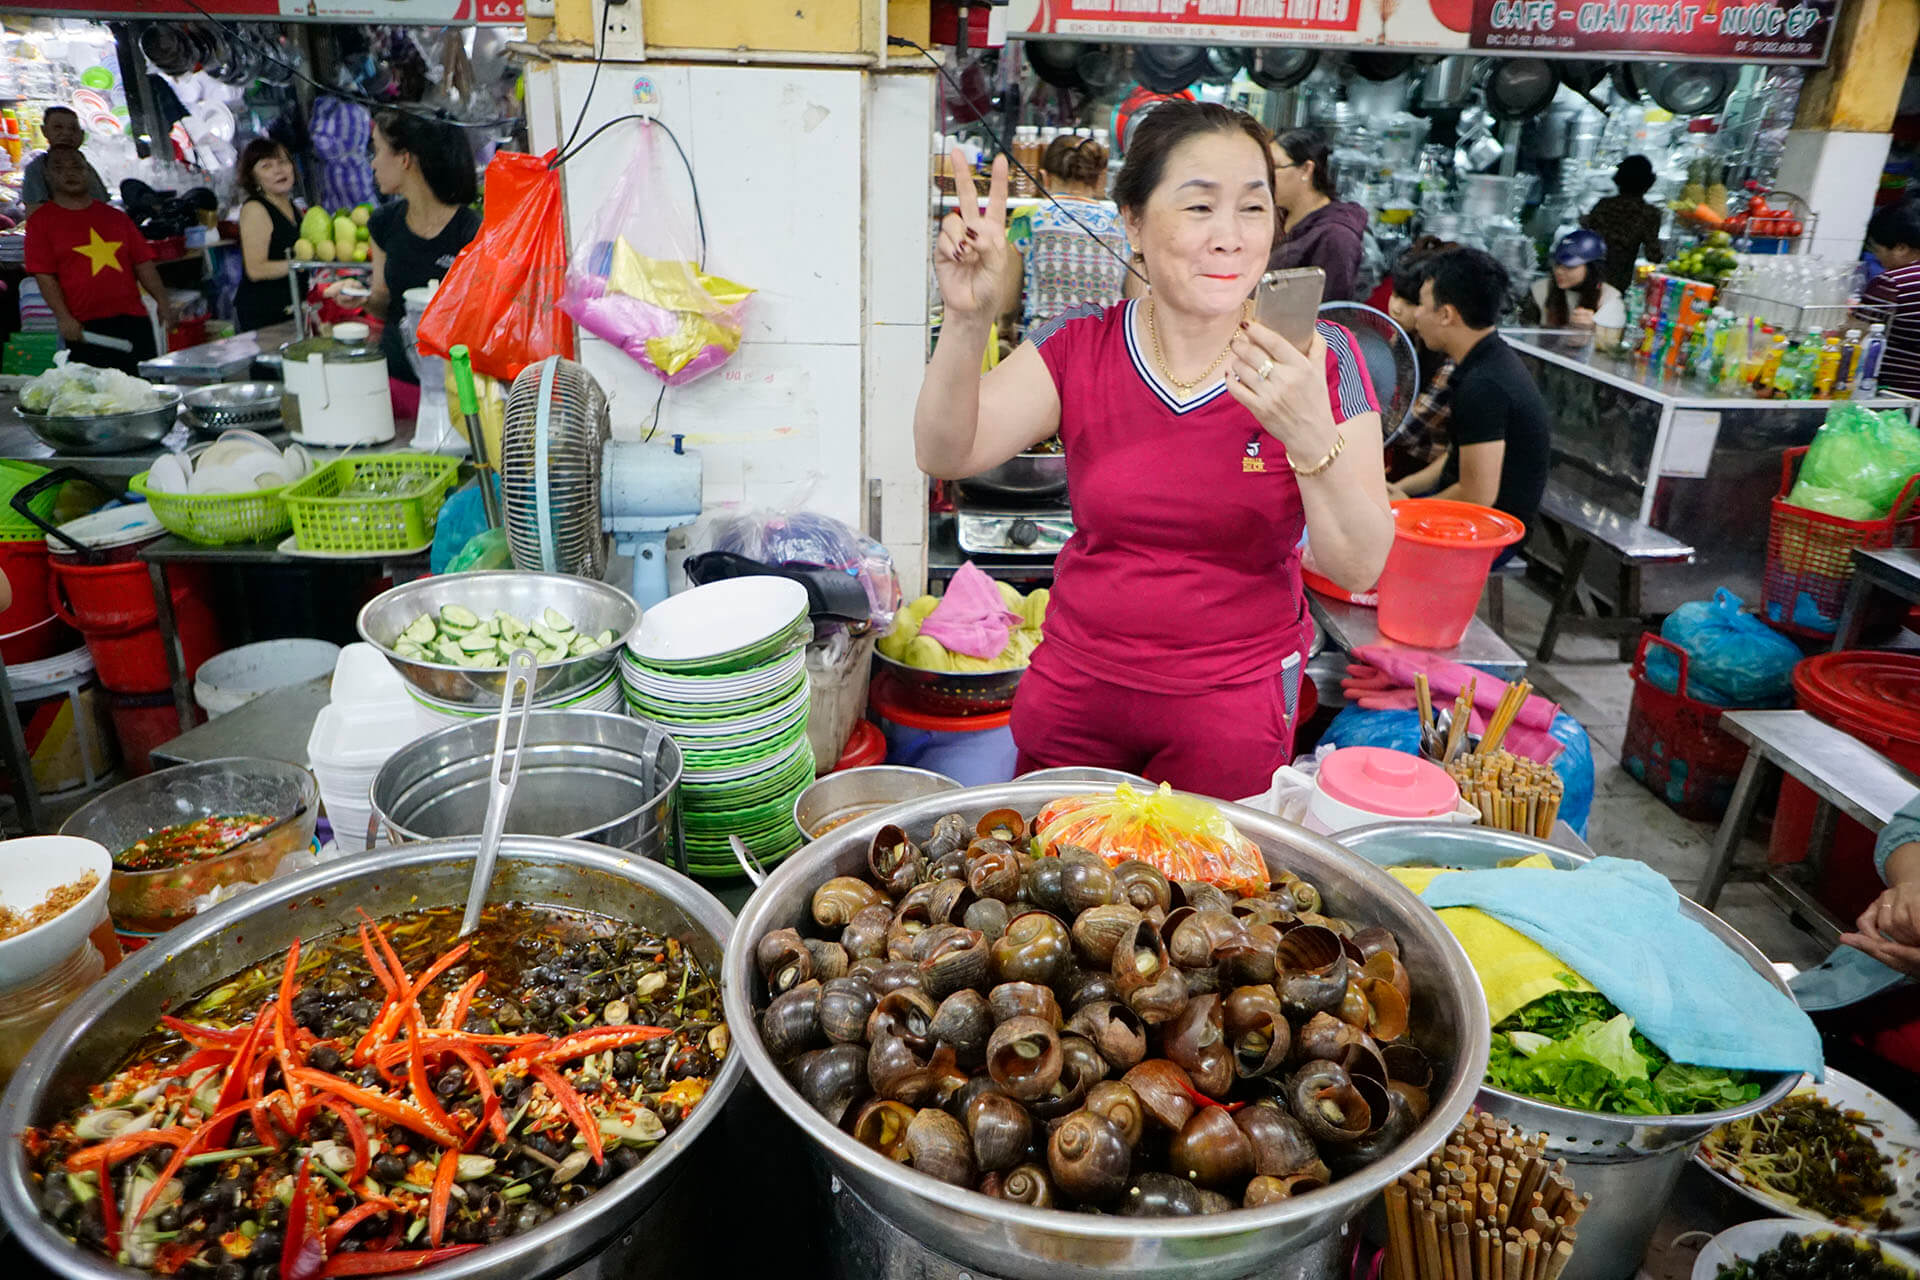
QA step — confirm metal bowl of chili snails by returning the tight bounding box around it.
[0,835,740,1280]
[725,781,1490,1280]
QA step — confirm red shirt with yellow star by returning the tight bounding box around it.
[24,200,153,322]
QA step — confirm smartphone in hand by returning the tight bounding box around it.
[1255,267,1326,353]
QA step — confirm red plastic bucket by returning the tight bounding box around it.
[1768,652,1920,920]
[0,538,53,635]
[48,561,221,694]
[1376,500,1526,648]
[0,614,80,666]
[106,690,203,777]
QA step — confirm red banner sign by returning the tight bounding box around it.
[11,0,523,23]
[1470,0,1833,58]
[1015,0,1366,44]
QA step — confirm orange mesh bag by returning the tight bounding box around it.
[1033,783,1268,897]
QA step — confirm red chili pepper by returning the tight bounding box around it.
[427,1147,458,1246]
[132,1101,255,1225]
[274,1006,308,1116]
[405,1012,466,1148]
[358,924,398,998]
[436,970,487,1032]
[317,1096,371,1184]
[281,1155,326,1280]
[1176,1078,1247,1114]
[363,944,471,1062]
[436,1041,506,1148]
[514,1025,673,1065]
[277,937,303,1030]
[160,1016,249,1049]
[98,1162,121,1258]
[529,1063,603,1166]
[204,1004,274,1151]
[287,1070,461,1150]
[178,1047,233,1076]
[66,1128,190,1174]
[358,911,410,988]
[319,1246,481,1276]
[323,1197,397,1253]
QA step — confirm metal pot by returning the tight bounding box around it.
[1335,823,1800,1280]
[1416,56,1480,108]
[14,388,184,455]
[792,764,962,839]
[371,710,682,862]
[1486,59,1559,122]
[1249,48,1318,91]
[0,835,744,1280]
[725,781,1490,1280]
[956,451,1068,502]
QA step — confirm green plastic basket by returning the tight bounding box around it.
[129,471,292,546]
[0,459,60,541]
[283,454,461,554]
[2,333,60,377]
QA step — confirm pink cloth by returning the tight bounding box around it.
[920,562,1022,660]
[1348,644,1560,730]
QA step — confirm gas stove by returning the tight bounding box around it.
[955,503,1075,557]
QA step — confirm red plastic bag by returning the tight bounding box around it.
[416,150,574,384]
[1033,783,1270,896]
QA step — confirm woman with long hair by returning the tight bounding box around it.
[1266,128,1368,301]
[232,137,302,332]
[1525,229,1620,329]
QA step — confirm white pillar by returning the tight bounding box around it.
[1773,128,1893,262]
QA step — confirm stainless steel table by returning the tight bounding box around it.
[1831,546,1920,651]
[149,675,329,770]
[1694,709,1920,941]
[1308,593,1528,679]
[136,321,296,385]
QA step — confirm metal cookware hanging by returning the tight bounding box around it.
[1249,47,1319,90]
[1201,47,1248,85]
[1075,44,1129,94]
[1026,41,1087,91]
[1349,51,1416,81]
[1645,62,1735,115]
[1133,43,1213,94]
[1486,59,1559,121]
[1416,55,1480,107]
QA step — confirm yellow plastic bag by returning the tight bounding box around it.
[1034,783,1269,896]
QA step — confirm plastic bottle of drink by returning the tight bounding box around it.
[1836,327,1863,396]
[1813,333,1844,398]
[1755,332,1788,395]
[1782,334,1818,399]
[1718,315,1750,391]
[1855,322,1888,398]
[1689,311,1717,380]
[1741,324,1773,386]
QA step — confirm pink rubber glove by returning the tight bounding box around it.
[1351,645,1560,729]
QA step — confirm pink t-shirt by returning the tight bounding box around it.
[1031,300,1377,695]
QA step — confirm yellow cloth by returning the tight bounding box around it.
[1388,856,1597,1023]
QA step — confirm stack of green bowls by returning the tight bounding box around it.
[619,578,815,879]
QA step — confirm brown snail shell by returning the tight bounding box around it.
[761,979,824,1062]
[1047,1109,1131,1203]
[986,1015,1064,1102]
[1063,970,1120,1011]
[976,808,1028,843]
[866,960,926,996]
[1064,1000,1147,1072]
[905,1107,976,1187]
[1335,1038,1389,1089]
[1168,908,1244,970]
[813,876,887,928]
[1382,1042,1434,1089]
[1173,880,1233,914]
[1163,994,1233,1099]
[966,844,1024,903]
[847,957,885,986]
[841,904,894,961]
[804,939,850,983]
[917,925,991,999]
[867,1032,935,1104]
[1059,851,1117,914]
[1363,950,1413,1008]
[1275,926,1350,1020]
[926,877,978,927]
[886,920,927,963]
[818,976,878,1045]
[1288,1060,1371,1145]
[927,846,968,883]
[1112,918,1169,997]
[988,981,1062,1029]
[995,1163,1056,1208]
[1023,857,1070,916]
[866,987,938,1047]
[868,824,925,898]
[851,1097,916,1160]
[1235,1100,1320,1176]
[1328,1080,1415,1175]
[1083,1080,1146,1149]
[926,812,971,859]
[1231,896,1296,929]
[1268,870,1321,915]
[1217,922,1280,987]
[990,911,1073,987]
[792,1043,871,1127]
[1120,1171,1204,1217]
[963,897,1012,942]
[1296,1011,1367,1064]
[1031,1034,1102,1121]
[1112,859,1172,914]
[1358,976,1409,1043]
[756,928,813,996]
[1388,1080,1432,1124]
[1125,962,1190,1028]
[1121,1059,1196,1133]
[1071,903,1143,968]
[929,989,993,1066]
[1181,964,1223,998]
[1243,1164,1331,1206]
[1222,984,1290,1079]
[1350,924,1400,961]
[964,1090,1033,1172]
[1195,1189,1237,1215]
[1168,1105,1254,1190]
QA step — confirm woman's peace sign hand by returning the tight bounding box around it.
[934,148,1011,322]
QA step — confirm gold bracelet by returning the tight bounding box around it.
[1288,431,1346,478]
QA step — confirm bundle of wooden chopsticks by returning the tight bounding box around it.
[1416,674,1563,836]
[1383,1113,1591,1280]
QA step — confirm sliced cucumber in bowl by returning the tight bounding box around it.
[391,603,610,669]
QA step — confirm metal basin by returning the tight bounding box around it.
[725,781,1490,1280]
[357,570,640,709]
[15,387,183,454]
[0,835,743,1280]
[371,710,682,863]
[1336,822,1801,1280]
[956,450,1068,501]
[791,764,961,838]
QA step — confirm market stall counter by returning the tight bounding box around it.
[1510,330,1918,615]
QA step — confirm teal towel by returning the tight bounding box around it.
[1420,857,1824,1078]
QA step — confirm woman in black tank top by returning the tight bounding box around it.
[234,138,301,333]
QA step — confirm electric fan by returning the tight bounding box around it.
[1317,302,1421,448]
[499,357,703,607]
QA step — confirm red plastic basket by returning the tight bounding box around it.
[1620,632,1752,822]
[1762,445,1920,638]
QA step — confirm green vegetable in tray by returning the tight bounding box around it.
[390,604,615,668]
[1702,1094,1899,1230]
[1485,986,1762,1117]
[1715,1232,1914,1280]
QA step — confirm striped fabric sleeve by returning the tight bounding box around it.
[1318,320,1379,424]
[1027,301,1106,350]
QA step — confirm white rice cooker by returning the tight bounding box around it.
[280,322,395,447]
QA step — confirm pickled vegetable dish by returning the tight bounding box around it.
[23,903,725,1276]
[1701,1093,1899,1231]
[1715,1232,1915,1280]
[115,815,275,872]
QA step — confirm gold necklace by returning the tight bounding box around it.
[1147,297,1247,396]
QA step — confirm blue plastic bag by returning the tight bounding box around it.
[1320,706,1593,838]
[1645,589,1800,707]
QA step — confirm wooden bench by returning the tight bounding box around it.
[1524,482,1695,662]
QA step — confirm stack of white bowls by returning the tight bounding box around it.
[306,643,432,852]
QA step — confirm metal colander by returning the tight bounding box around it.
[501,356,612,581]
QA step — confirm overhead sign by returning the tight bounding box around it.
[1006,0,1837,61]
[9,0,523,23]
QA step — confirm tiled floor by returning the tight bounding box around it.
[1484,579,1834,971]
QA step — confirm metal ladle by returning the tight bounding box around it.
[458,648,537,937]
